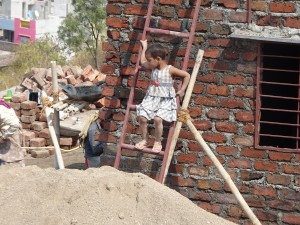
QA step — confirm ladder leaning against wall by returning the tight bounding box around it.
[114,0,202,183]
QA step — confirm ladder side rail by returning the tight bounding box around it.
[182,0,202,71]
[158,0,202,182]
[114,0,155,168]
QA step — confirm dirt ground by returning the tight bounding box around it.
[0,150,237,225]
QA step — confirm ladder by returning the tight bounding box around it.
[114,0,201,183]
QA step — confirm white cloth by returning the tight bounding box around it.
[0,106,21,139]
[136,65,177,122]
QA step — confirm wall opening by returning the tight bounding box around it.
[256,42,300,151]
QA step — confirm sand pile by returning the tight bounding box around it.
[0,165,236,225]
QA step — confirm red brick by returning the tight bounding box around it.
[282,164,300,175]
[106,4,121,14]
[223,74,244,84]
[30,137,46,147]
[229,12,247,23]
[197,202,221,214]
[233,87,254,98]
[193,120,212,130]
[59,137,72,146]
[207,109,229,120]
[269,200,294,211]
[21,108,37,116]
[177,8,193,19]
[282,213,300,225]
[100,64,115,74]
[228,158,251,169]
[159,0,182,6]
[38,128,50,138]
[206,84,229,96]
[158,19,181,31]
[194,96,217,106]
[215,121,237,133]
[203,155,225,166]
[208,38,231,47]
[106,17,129,28]
[31,149,50,158]
[102,121,118,132]
[187,166,209,177]
[12,93,27,103]
[270,2,296,13]
[267,174,291,186]
[176,153,198,164]
[169,163,183,174]
[243,52,257,61]
[120,66,136,76]
[284,17,300,29]
[202,132,226,143]
[101,86,114,97]
[188,107,202,117]
[251,1,267,12]
[21,100,37,110]
[197,73,219,83]
[187,141,204,152]
[235,111,254,122]
[20,115,36,124]
[223,49,239,60]
[203,9,223,21]
[207,59,230,71]
[32,121,47,131]
[254,160,278,172]
[241,148,264,158]
[233,135,253,146]
[112,112,124,121]
[254,209,278,221]
[192,83,204,94]
[217,0,238,9]
[253,185,276,197]
[120,43,140,53]
[216,146,237,156]
[105,75,122,86]
[102,42,116,51]
[171,176,194,188]
[197,179,223,191]
[107,30,120,40]
[228,205,244,218]
[220,98,244,109]
[23,130,36,142]
[94,133,117,143]
[124,5,147,15]
[268,151,292,162]
[257,15,280,27]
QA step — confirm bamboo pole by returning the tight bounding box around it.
[45,107,65,169]
[51,61,60,169]
[162,49,204,183]
[186,119,261,225]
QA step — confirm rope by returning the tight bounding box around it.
[78,111,99,147]
[177,109,193,123]
[22,145,81,152]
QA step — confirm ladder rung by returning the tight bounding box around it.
[121,143,165,156]
[145,27,190,38]
[129,104,137,110]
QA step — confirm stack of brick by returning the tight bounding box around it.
[8,64,107,158]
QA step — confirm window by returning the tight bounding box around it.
[255,43,300,151]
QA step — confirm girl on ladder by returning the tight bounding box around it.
[135,40,190,153]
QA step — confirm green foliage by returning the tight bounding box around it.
[0,35,66,91]
[58,0,106,67]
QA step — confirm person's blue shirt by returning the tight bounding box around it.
[84,120,104,159]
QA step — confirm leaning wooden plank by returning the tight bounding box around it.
[45,107,65,169]
[186,119,261,225]
[161,49,204,183]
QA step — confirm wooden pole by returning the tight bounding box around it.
[51,61,60,169]
[185,119,261,225]
[162,49,204,183]
[45,107,65,169]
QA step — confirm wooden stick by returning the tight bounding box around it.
[162,49,204,183]
[45,107,65,169]
[185,119,261,225]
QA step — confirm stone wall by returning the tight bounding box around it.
[102,1,300,224]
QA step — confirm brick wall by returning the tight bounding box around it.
[102,1,300,224]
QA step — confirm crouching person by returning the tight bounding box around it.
[84,110,107,168]
[0,100,24,166]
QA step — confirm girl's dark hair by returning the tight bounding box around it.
[145,44,166,59]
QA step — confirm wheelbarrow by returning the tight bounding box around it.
[59,81,105,102]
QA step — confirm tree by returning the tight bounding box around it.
[58,0,106,68]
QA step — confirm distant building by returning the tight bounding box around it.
[0,0,73,44]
